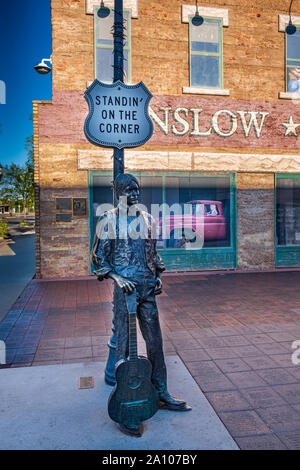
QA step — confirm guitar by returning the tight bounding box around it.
[108,290,159,428]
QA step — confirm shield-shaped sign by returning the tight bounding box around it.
[84,80,154,150]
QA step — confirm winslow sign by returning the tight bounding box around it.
[146,95,300,150]
[84,80,153,149]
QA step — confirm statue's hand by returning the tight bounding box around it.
[109,273,136,294]
[154,277,162,296]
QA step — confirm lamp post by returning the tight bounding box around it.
[104,0,124,385]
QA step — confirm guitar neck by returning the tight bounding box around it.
[128,311,138,361]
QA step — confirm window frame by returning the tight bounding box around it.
[285,26,300,92]
[94,6,132,83]
[189,15,223,89]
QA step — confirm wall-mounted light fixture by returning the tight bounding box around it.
[192,0,204,26]
[34,55,52,74]
[98,0,110,18]
[286,0,297,35]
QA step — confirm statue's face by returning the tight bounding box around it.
[120,180,140,206]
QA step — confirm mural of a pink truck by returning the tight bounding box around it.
[157,200,227,248]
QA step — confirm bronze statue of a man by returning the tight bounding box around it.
[91,173,190,434]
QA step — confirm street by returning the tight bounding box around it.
[0,216,35,322]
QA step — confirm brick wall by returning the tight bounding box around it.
[34,0,300,277]
[237,173,275,270]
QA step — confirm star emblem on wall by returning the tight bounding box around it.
[281,116,300,137]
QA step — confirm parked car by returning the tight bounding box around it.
[156,200,227,248]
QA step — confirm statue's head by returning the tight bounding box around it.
[114,173,140,206]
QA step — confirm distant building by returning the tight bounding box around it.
[34,0,300,278]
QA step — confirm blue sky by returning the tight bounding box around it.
[0,0,52,167]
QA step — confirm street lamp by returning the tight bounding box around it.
[98,0,110,18]
[34,55,52,74]
[192,0,204,27]
[286,0,297,35]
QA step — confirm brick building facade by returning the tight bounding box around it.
[34,0,300,278]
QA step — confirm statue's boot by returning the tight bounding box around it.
[159,392,192,411]
[118,422,143,437]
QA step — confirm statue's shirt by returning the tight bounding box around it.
[91,208,165,283]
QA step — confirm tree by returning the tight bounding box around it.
[0,136,34,219]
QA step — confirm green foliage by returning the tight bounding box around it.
[0,220,9,238]
[19,221,34,227]
[0,136,34,215]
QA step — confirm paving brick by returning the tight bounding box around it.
[196,337,228,349]
[170,338,201,350]
[211,327,241,337]
[13,354,34,364]
[194,374,235,393]
[255,343,288,355]
[276,432,300,450]
[227,371,267,389]
[186,360,224,378]
[273,384,300,405]
[65,337,91,348]
[205,347,239,360]
[178,348,210,362]
[222,336,251,347]
[214,358,251,373]
[242,355,279,370]
[270,354,295,368]
[232,345,262,357]
[91,335,110,346]
[205,390,251,412]
[268,331,300,342]
[240,387,286,408]
[38,338,66,350]
[236,434,287,450]
[219,410,271,437]
[34,348,64,362]
[256,368,297,385]
[63,347,93,360]
[257,405,300,432]
[245,334,274,344]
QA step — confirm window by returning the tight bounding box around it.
[90,171,236,271]
[276,176,300,246]
[190,17,223,88]
[286,28,300,93]
[94,9,131,83]
[276,174,300,267]
[181,5,229,95]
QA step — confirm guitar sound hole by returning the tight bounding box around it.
[128,376,142,389]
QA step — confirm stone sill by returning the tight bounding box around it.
[182,86,230,96]
[279,91,300,100]
[86,81,134,88]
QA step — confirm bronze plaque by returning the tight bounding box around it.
[73,198,87,217]
[55,197,71,211]
[56,212,72,223]
[79,376,95,389]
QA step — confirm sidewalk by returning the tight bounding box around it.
[1,271,300,449]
